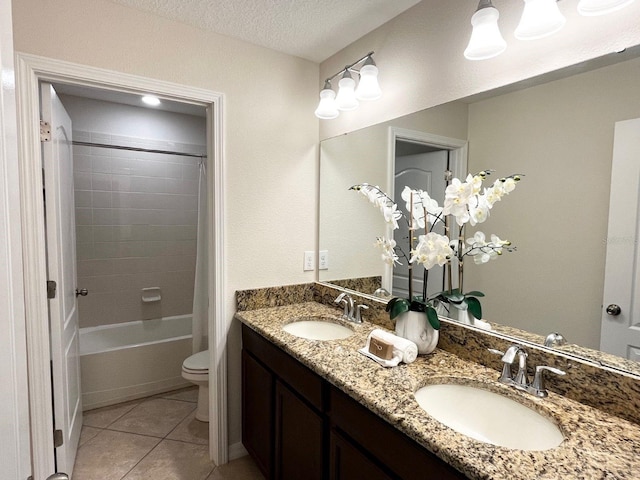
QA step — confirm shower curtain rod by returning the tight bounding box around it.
[72,140,207,159]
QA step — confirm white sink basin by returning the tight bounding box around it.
[282,317,353,341]
[414,383,564,451]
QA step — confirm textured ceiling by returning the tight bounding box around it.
[107,0,421,62]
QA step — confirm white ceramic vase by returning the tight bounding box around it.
[394,310,439,355]
[455,304,475,326]
[452,303,492,331]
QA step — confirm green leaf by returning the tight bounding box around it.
[443,291,464,303]
[426,306,441,330]
[389,298,410,320]
[465,290,485,298]
[466,296,483,319]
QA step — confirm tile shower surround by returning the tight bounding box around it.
[73,130,205,328]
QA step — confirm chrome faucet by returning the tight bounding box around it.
[334,292,356,322]
[490,345,528,389]
[489,345,565,397]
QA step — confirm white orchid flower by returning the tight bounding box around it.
[410,232,453,270]
[443,178,474,226]
[382,203,401,230]
[469,195,491,226]
[375,237,401,266]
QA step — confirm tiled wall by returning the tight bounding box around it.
[74,130,205,328]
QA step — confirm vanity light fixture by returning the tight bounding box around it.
[464,0,507,60]
[314,52,381,120]
[141,95,161,106]
[314,80,340,119]
[335,70,359,111]
[577,0,636,15]
[514,0,566,40]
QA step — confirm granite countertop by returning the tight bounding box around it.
[235,301,640,480]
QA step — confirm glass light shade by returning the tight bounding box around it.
[515,0,566,40]
[141,95,161,106]
[464,6,507,60]
[577,0,635,15]
[314,88,339,119]
[355,64,382,101]
[335,75,359,111]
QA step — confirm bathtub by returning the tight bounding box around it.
[80,315,193,411]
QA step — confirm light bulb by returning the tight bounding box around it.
[314,86,339,120]
[464,1,507,60]
[141,95,161,106]
[355,61,382,101]
[515,0,566,40]
[335,71,359,111]
[577,0,635,15]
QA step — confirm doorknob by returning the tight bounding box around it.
[46,474,69,480]
[606,304,622,316]
[75,288,88,297]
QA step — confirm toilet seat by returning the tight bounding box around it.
[182,350,209,374]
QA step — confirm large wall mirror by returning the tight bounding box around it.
[319,48,640,374]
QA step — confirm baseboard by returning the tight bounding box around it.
[228,442,248,461]
[82,378,191,411]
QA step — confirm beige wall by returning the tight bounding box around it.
[319,0,640,140]
[465,56,640,349]
[12,0,319,448]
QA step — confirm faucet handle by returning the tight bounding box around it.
[355,304,369,323]
[529,365,566,397]
[488,348,513,384]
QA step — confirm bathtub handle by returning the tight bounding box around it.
[75,288,89,297]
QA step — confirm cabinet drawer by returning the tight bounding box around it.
[330,387,469,480]
[242,324,325,411]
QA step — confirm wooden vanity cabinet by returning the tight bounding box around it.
[242,325,327,480]
[329,386,468,480]
[241,324,469,480]
[329,430,395,480]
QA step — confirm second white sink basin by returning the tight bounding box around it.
[415,383,564,451]
[282,317,353,341]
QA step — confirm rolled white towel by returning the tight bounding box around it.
[358,329,418,367]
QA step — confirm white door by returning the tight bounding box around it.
[41,82,82,476]
[601,117,640,361]
[393,149,448,299]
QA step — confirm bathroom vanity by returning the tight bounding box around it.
[242,323,465,480]
[236,298,640,480]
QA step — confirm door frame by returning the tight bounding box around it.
[15,53,228,477]
[383,127,468,293]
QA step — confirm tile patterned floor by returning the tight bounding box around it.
[74,387,264,480]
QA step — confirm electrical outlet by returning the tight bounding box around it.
[303,251,315,271]
[319,250,329,270]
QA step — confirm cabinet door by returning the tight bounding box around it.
[275,380,324,480]
[242,350,273,478]
[330,430,394,480]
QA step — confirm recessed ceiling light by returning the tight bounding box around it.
[141,95,161,106]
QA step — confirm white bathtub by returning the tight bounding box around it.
[80,315,193,411]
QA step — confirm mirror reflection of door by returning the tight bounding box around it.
[392,141,448,299]
[601,117,640,361]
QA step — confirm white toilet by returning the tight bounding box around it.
[181,350,209,422]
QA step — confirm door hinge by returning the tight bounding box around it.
[40,120,51,142]
[53,429,64,448]
[47,280,57,299]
